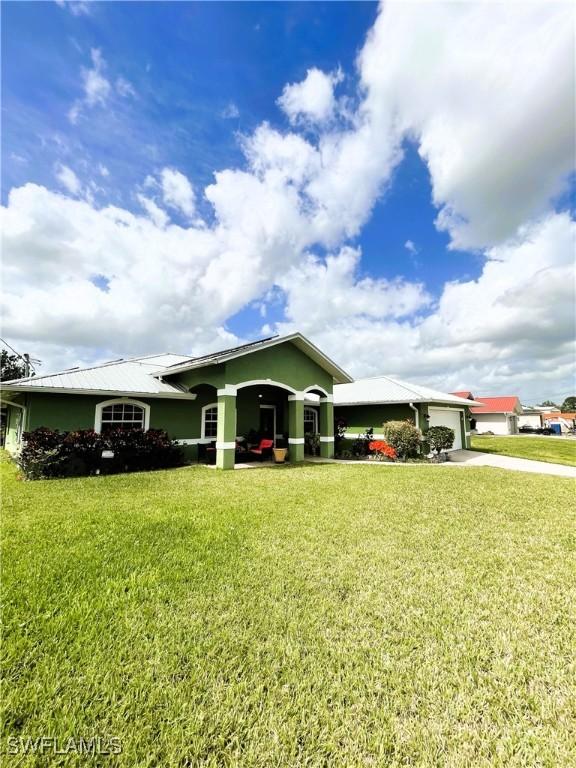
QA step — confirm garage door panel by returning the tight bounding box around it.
[428,408,462,450]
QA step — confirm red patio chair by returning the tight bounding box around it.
[249,439,274,461]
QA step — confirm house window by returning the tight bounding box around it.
[202,404,218,439]
[304,407,318,434]
[95,399,150,433]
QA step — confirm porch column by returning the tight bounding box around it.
[288,392,305,462]
[319,395,334,458]
[216,385,237,470]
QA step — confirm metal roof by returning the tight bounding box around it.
[470,397,522,414]
[1,354,195,398]
[334,376,482,407]
[156,333,353,384]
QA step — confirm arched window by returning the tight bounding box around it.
[95,399,150,433]
[304,407,318,435]
[201,403,218,439]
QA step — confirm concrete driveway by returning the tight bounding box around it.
[448,450,576,478]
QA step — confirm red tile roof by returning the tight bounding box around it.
[451,391,474,399]
[470,396,521,414]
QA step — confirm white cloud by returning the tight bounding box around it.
[116,77,136,98]
[278,67,342,125]
[69,49,135,123]
[3,2,575,399]
[278,246,430,328]
[136,194,169,228]
[54,164,81,196]
[98,164,109,177]
[275,213,575,400]
[358,1,575,249]
[221,102,240,119]
[160,168,196,219]
[55,0,91,16]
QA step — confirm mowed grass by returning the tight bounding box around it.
[471,434,576,466]
[2,454,576,767]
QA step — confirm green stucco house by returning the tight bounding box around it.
[1,334,351,469]
[1,333,475,467]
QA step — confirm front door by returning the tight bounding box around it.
[259,405,276,443]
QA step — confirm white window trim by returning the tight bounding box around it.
[304,406,319,434]
[95,398,150,434]
[201,402,218,439]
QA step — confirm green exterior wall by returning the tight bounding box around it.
[5,340,338,466]
[172,341,333,395]
[335,402,471,449]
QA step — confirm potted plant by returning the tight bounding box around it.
[273,446,287,463]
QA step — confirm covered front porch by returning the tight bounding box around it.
[196,381,334,469]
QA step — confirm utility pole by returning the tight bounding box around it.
[23,353,31,377]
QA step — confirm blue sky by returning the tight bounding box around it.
[2,1,574,401]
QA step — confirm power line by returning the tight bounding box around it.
[0,338,41,375]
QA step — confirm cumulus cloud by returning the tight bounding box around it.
[136,194,169,228]
[358,1,575,249]
[3,2,575,398]
[54,163,81,196]
[160,168,196,219]
[278,67,342,125]
[275,213,575,400]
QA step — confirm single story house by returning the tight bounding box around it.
[334,377,479,450]
[1,333,350,469]
[1,332,477,467]
[468,396,522,435]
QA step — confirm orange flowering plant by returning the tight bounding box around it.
[368,440,396,461]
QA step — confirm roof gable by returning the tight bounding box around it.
[157,333,353,384]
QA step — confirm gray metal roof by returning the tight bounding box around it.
[156,333,353,384]
[1,354,195,398]
[334,376,482,407]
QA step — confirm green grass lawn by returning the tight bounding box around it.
[471,434,576,466]
[2,454,575,767]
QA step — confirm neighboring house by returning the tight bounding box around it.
[469,396,523,435]
[334,377,479,450]
[0,333,351,469]
[542,412,576,433]
[518,406,546,429]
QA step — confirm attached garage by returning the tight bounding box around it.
[428,407,463,450]
[334,376,478,450]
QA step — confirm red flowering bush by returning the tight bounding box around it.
[368,440,397,461]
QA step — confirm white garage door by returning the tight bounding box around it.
[428,408,463,450]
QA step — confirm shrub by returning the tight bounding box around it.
[425,426,455,455]
[351,427,373,457]
[19,427,66,479]
[382,420,422,460]
[368,440,396,461]
[18,427,184,479]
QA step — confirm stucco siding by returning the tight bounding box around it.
[474,413,510,435]
[172,341,333,395]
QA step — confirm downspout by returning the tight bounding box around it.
[408,402,419,430]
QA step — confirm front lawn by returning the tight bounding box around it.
[2,454,575,767]
[471,434,576,466]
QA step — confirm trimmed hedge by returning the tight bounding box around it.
[18,427,184,480]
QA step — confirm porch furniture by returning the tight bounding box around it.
[249,439,274,461]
